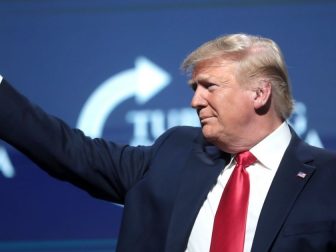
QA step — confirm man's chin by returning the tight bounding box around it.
[201,128,217,143]
[201,129,231,152]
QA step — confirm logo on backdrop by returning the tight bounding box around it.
[0,57,324,179]
[77,56,172,139]
[76,56,199,145]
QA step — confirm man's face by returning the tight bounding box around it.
[190,58,256,153]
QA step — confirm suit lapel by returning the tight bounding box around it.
[251,134,316,252]
[165,135,230,251]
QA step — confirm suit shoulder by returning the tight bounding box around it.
[159,126,201,141]
[304,145,336,169]
[309,145,336,160]
[167,126,202,137]
[152,126,202,149]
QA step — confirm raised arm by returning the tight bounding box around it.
[0,78,152,203]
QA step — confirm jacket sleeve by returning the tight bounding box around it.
[0,79,158,204]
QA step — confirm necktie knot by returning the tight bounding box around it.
[235,151,256,169]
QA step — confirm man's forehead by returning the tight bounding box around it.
[190,59,237,82]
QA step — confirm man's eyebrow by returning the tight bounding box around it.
[188,76,210,85]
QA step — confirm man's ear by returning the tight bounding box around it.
[253,80,272,110]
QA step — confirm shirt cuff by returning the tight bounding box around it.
[0,75,3,84]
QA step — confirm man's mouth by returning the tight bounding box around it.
[200,116,214,124]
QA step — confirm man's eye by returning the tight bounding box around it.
[191,83,197,91]
[206,83,217,89]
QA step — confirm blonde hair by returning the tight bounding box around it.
[181,33,294,119]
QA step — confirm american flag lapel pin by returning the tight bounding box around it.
[297,171,307,179]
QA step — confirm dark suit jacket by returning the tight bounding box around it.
[1,79,336,251]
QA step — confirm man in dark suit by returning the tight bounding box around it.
[0,33,336,252]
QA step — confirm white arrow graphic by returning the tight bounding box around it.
[0,146,15,178]
[77,56,171,138]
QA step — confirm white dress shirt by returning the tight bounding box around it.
[186,122,292,252]
[0,75,3,83]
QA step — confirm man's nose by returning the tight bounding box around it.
[191,86,207,109]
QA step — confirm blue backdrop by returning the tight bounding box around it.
[1,1,336,251]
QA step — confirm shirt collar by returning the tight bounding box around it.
[250,122,292,170]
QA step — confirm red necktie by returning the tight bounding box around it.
[210,151,256,252]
